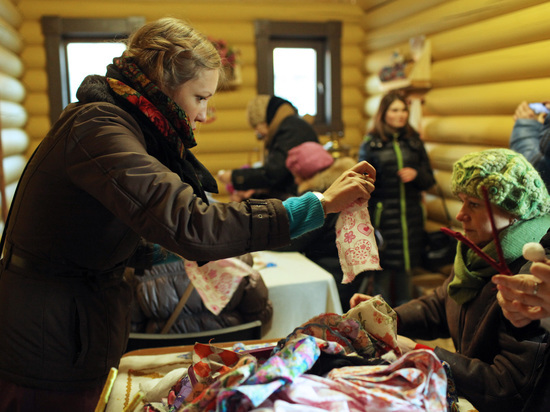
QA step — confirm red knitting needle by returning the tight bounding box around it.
[440,186,513,276]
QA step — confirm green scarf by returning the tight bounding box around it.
[448,214,550,305]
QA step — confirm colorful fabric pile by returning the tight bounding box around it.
[139,296,450,412]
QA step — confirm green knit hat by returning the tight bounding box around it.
[451,148,550,220]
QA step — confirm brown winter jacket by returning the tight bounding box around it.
[395,234,550,412]
[0,100,290,391]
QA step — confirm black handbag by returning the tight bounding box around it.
[421,184,458,272]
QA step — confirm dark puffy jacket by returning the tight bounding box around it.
[358,130,435,270]
[131,254,273,334]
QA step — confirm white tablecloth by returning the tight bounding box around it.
[253,251,343,340]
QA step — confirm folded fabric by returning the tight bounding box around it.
[336,200,382,284]
[282,295,399,359]
[326,349,447,411]
[183,258,255,314]
[343,295,399,356]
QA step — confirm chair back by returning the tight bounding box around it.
[125,320,262,352]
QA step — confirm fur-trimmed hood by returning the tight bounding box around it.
[297,156,357,194]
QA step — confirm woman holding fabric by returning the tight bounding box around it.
[351,148,550,412]
[358,92,435,306]
[0,18,375,411]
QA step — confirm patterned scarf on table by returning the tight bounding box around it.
[105,53,217,202]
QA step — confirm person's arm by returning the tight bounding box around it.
[431,307,545,411]
[509,101,545,164]
[67,104,292,262]
[510,118,545,163]
[69,104,374,261]
[393,277,451,340]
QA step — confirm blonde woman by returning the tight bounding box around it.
[0,18,375,410]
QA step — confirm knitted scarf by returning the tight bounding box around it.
[105,54,217,202]
[448,214,550,305]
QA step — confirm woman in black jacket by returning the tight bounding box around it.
[358,92,435,306]
[217,95,319,200]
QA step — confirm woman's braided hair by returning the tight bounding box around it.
[125,17,225,92]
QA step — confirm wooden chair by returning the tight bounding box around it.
[125,320,263,353]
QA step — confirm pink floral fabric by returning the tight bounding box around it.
[326,349,448,411]
[336,200,382,283]
[258,349,447,411]
[183,258,254,315]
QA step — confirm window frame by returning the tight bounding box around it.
[41,15,145,125]
[254,20,343,135]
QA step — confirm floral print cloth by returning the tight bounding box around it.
[178,335,319,412]
[343,295,400,356]
[336,200,382,284]
[251,349,447,412]
[183,258,256,315]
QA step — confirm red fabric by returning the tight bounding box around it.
[414,343,434,351]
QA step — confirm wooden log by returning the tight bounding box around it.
[0,72,25,102]
[432,39,550,88]
[0,44,23,78]
[422,115,514,147]
[424,78,550,116]
[0,128,29,156]
[0,100,27,128]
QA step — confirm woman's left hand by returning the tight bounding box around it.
[397,167,417,183]
[322,161,376,214]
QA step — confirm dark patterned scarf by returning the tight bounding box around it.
[105,54,217,202]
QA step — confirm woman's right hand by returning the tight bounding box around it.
[493,260,550,327]
[322,161,376,215]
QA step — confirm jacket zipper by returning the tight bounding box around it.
[392,134,410,271]
[374,202,383,227]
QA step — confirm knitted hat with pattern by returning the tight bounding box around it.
[451,148,550,220]
[286,142,335,180]
[247,95,271,128]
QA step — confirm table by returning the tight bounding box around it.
[253,251,343,340]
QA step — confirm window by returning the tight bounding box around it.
[273,47,318,117]
[41,16,145,125]
[255,20,342,135]
[66,42,127,104]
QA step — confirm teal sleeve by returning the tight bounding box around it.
[282,192,325,239]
